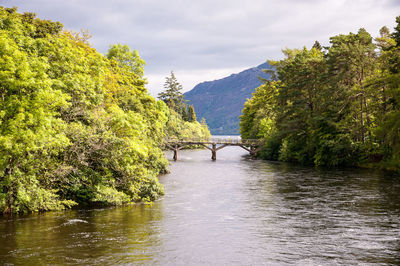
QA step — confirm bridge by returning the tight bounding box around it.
[164,138,264,161]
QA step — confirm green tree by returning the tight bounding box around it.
[188,105,197,122]
[240,28,384,167]
[312,40,322,50]
[158,71,186,113]
[373,18,400,169]
[107,44,146,77]
[392,16,400,47]
[0,7,168,213]
[326,28,377,144]
[0,8,74,213]
[181,104,189,121]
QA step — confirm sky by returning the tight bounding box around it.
[1,0,399,96]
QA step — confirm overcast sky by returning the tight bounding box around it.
[1,0,399,96]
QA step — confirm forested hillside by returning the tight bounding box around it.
[240,18,400,171]
[184,63,269,135]
[0,7,209,214]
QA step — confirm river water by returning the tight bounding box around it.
[1,144,400,265]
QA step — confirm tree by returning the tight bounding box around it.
[392,16,400,47]
[106,44,146,77]
[240,81,279,139]
[200,117,207,126]
[373,18,400,168]
[272,47,329,164]
[327,28,376,143]
[181,104,189,121]
[167,97,175,109]
[0,7,168,213]
[158,71,186,113]
[312,40,322,50]
[188,105,197,122]
[239,15,400,171]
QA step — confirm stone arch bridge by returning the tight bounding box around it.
[164,138,263,161]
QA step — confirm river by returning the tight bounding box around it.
[1,144,400,265]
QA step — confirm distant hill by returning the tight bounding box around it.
[184,62,270,135]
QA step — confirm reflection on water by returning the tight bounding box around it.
[0,204,164,264]
[1,146,400,264]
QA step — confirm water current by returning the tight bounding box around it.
[1,140,400,265]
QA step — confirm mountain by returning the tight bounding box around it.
[184,62,270,135]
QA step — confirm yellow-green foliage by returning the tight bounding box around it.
[0,7,169,213]
[164,108,211,141]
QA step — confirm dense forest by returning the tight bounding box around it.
[0,7,209,214]
[240,16,400,172]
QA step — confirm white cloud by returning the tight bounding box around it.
[1,0,399,94]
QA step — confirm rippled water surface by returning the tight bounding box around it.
[1,144,400,265]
